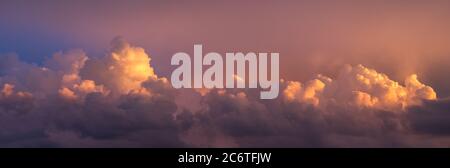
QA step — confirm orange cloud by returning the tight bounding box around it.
[283,64,437,111]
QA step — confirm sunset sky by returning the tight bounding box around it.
[1,0,450,147]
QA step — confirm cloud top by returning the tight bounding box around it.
[283,64,437,111]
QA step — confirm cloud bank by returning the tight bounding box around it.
[0,39,448,147]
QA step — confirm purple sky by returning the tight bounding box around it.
[1,0,450,147]
[2,1,450,97]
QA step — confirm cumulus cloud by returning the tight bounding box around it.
[0,38,183,147]
[178,65,447,147]
[80,37,156,95]
[0,83,34,114]
[283,64,437,111]
[0,39,448,147]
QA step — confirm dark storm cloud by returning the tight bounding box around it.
[181,89,411,147]
[407,98,450,136]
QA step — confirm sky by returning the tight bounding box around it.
[0,0,450,147]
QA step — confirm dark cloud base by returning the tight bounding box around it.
[1,87,450,147]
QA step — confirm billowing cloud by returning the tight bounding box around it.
[283,64,437,111]
[0,39,449,147]
[80,37,156,95]
[0,83,34,113]
[0,38,183,147]
[178,65,446,147]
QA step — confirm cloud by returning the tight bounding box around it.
[407,98,450,136]
[283,64,437,111]
[80,37,156,95]
[0,39,449,147]
[0,38,184,147]
[0,83,34,114]
[178,65,447,147]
